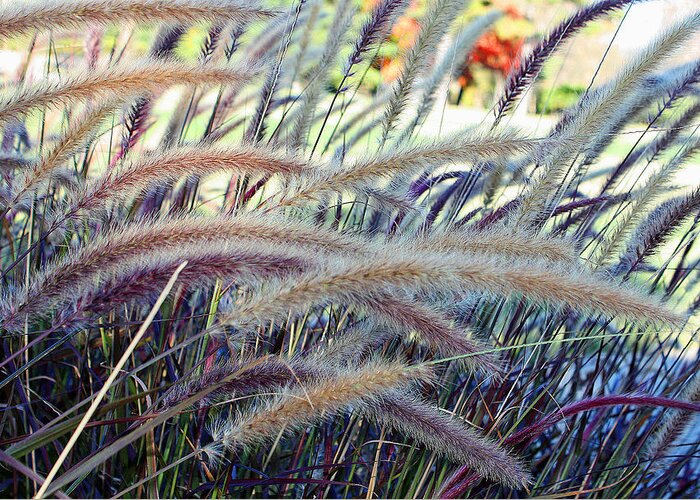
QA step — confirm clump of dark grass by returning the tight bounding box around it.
[0,0,699,498]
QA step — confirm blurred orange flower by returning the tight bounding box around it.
[392,15,420,50]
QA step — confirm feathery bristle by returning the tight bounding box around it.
[288,0,356,151]
[596,133,700,265]
[344,0,408,74]
[161,356,319,410]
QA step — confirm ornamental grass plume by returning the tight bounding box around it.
[69,143,309,214]
[2,241,309,332]
[378,0,465,147]
[616,189,700,275]
[277,130,544,205]
[0,0,274,39]
[368,392,530,488]
[0,61,260,123]
[644,375,700,462]
[8,102,117,209]
[207,361,431,453]
[224,252,681,332]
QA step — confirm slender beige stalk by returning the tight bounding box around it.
[0,0,274,40]
[34,261,187,499]
[0,60,260,123]
[208,361,431,452]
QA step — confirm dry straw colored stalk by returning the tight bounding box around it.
[32,261,188,500]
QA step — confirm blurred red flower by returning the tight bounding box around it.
[458,6,524,87]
